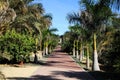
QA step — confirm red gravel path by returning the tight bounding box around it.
[31,46,95,80]
[46,46,82,70]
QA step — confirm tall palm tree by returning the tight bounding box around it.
[69,25,81,59]
[67,0,114,71]
[10,1,53,51]
[42,28,57,55]
[69,24,87,61]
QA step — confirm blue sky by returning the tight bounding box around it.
[33,0,80,35]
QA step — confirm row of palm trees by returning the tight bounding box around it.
[62,0,120,71]
[0,0,59,63]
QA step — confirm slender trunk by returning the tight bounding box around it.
[45,46,48,55]
[80,44,83,62]
[76,50,79,59]
[86,44,90,69]
[73,40,76,57]
[35,38,38,50]
[49,46,52,54]
[43,48,45,56]
[73,48,75,57]
[82,48,85,60]
[92,33,100,71]
[38,51,43,60]
[39,30,42,51]
[43,42,46,56]
[76,40,79,59]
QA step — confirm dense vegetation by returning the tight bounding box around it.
[62,0,120,72]
[0,0,59,64]
[0,29,36,63]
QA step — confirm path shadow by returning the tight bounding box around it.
[31,75,61,80]
[53,50,62,52]
[29,61,64,67]
[48,55,61,58]
[50,70,120,80]
[7,77,30,80]
[52,71,95,80]
[47,61,63,64]
[30,61,48,65]
[88,71,120,80]
[7,75,62,80]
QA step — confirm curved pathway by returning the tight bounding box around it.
[31,46,95,80]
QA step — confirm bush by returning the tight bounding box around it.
[99,30,120,72]
[110,30,120,72]
[62,41,73,53]
[0,29,36,63]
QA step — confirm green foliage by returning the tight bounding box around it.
[66,0,120,73]
[0,29,36,63]
[108,30,120,72]
[62,41,73,53]
[99,30,120,72]
[0,0,57,64]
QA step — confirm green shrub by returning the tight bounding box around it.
[99,30,120,72]
[0,29,36,63]
[62,41,73,53]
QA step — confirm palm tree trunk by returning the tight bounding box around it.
[73,48,76,57]
[76,50,79,59]
[43,48,45,56]
[46,41,49,55]
[92,33,100,71]
[42,42,45,56]
[73,40,76,57]
[35,38,38,51]
[86,44,90,69]
[80,44,83,62]
[49,46,52,54]
[39,30,42,51]
[45,46,48,55]
[76,40,79,59]
[82,48,85,60]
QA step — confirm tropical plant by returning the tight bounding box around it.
[0,0,57,64]
[0,0,16,35]
[0,29,36,63]
[42,28,58,55]
[85,0,120,10]
[67,0,115,71]
[9,0,53,51]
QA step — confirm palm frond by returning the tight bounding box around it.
[67,12,81,24]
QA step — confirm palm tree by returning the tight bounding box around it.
[87,0,120,10]
[0,0,16,35]
[67,0,114,71]
[69,25,80,59]
[42,28,58,55]
[68,24,87,61]
[10,1,53,51]
[48,33,59,53]
[7,0,54,61]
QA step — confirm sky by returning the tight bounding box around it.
[33,0,80,35]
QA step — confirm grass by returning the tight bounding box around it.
[70,55,120,80]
